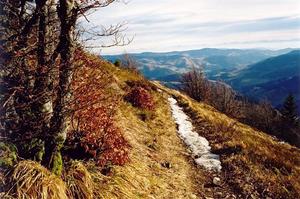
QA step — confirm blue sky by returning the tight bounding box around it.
[83,0,300,55]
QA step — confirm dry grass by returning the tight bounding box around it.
[65,161,93,199]
[156,82,300,198]
[92,90,202,198]
[81,64,205,198]
[8,160,68,199]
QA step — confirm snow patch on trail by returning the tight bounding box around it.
[168,97,222,172]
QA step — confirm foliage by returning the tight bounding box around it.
[279,94,300,146]
[125,86,155,110]
[181,68,207,101]
[119,54,140,74]
[242,100,281,135]
[181,69,240,117]
[68,106,130,167]
[67,51,130,168]
[0,0,127,174]
[114,59,121,67]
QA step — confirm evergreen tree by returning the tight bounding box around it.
[114,59,121,67]
[281,94,299,128]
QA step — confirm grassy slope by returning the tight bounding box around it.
[1,59,205,199]
[155,83,300,198]
[94,62,204,199]
[2,56,299,198]
[97,61,300,198]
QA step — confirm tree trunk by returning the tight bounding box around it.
[42,0,77,175]
[32,0,53,162]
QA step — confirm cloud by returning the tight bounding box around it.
[83,0,300,54]
[223,16,300,33]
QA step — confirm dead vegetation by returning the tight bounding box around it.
[161,86,300,198]
[7,161,68,199]
[180,69,300,147]
[65,161,93,199]
[95,66,204,198]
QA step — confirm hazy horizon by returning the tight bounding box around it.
[100,46,300,56]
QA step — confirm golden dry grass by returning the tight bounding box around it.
[155,82,300,198]
[65,161,93,199]
[8,160,68,199]
[91,91,201,198]
[84,62,206,198]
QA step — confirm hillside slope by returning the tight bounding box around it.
[229,50,300,108]
[1,56,299,198]
[96,61,230,198]
[93,61,300,198]
[155,83,300,198]
[230,50,300,87]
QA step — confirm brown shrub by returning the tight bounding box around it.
[67,106,130,168]
[67,51,130,168]
[119,54,140,74]
[180,68,208,101]
[125,86,155,110]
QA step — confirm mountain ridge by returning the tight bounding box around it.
[103,48,300,110]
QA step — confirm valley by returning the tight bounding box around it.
[104,48,300,111]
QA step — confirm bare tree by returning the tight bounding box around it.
[0,0,128,175]
[120,53,140,72]
[241,100,280,134]
[209,81,240,117]
[181,68,209,101]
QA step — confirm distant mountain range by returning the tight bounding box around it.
[103,48,300,112]
[228,50,300,110]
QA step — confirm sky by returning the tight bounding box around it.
[82,0,300,55]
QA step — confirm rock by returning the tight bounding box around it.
[161,161,172,169]
[213,177,221,186]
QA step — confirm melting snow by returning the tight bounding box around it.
[168,97,222,172]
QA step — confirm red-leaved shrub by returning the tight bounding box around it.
[69,106,130,167]
[125,86,155,110]
[67,50,130,167]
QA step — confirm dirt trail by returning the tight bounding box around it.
[167,96,237,199]
[168,97,221,172]
[98,75,237,198]
[152,82,237,198]
[103,90,203,198]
